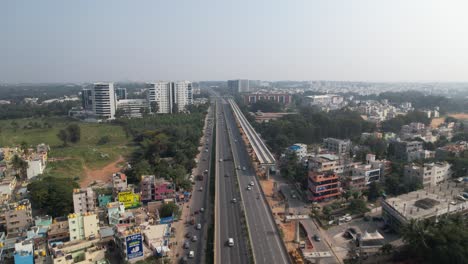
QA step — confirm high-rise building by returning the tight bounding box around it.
[115,87,128,100]
[147,81,193,114]
[81,88,93,110]
[73,188,96,214]
[92,83,116,119]
[228,79,249,93]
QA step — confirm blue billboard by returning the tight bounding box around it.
[159,216,174,224]
[126,233,143,260]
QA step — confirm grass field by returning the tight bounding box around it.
[0,117,133,179]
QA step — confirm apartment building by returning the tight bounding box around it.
[72,188,96,214]
[5,199,33,234]
[389,140,424,161]
[68,213,99,241]
[308,153,358,176]
[115,87,128,100]
[346,164,381,191]
[307,171,341,202]
[436,141,468,159]
[47,217,69,242]
[243,92,292,105]
[228,79,250,93]
[92,83,117,119]
[146,81,193,114]
[141,175,175,202]
[114,224,144,262]
[112,173,128,194]
[404,162,452,188]
[323,138,352,155]
[286,144,308,161]
[81,88,93,110]
[116,99,148,118]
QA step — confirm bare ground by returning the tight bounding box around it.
[80,156,125,188]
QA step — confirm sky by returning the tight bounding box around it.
[1,0,468,83]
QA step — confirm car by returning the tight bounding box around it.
[204,169,208,174]
[242,166,246,171]
[196,223,202,230]
[228,238,235,247]
[200,207,205,212]
[219,159,223,162]
[225,173,229,177]
[192,235,198,242]
[204,149,208,152]
[185,232,192,238]
[237,165,241,170]
[202,158,206,161]
[199,187,203,191]
[188,251,195,258]
[313,235,321,242]
[247,186,252,191]
[249,181,255,186]
[232,198,237,203]
[183,241,190,249]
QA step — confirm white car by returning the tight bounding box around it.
[219,159,223,162]
[188,251,195,258]
[232,198,237,203]
[249,181,255,186]
[242,166,246,171]
[247,186,252,191]
[228,238,235,247]
[196,223,202,230]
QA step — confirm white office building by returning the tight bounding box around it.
[147,81,193,114]
[92,83,116,119]
[228,79,250,93]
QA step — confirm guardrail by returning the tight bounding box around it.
[228,99,275,165]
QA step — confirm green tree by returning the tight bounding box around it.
[66,124,81,143]
[11,154,28,179]
[159,203,179,218]
[347,199,369,214]
[150,101,159,113]
[57,129,68,146]
[367,182,382,202]
[172,103,179,113]
[20,141,29,155]
[115,108,126,118]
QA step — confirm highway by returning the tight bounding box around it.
[222,100,291,264]
[215,99,250,264]
[182,102,215,263]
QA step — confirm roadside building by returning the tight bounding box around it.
[307,171,341,202]
[141,175,175,202]
[0,176,16,201]
[49,238,105,264]
[116,99,148,118]
[389,140,424,162]
[243,92,292,105]
[308,153,358,176]
[381,182,468,231]
[435,141,468,159]
[404,162,452,188]
[345,163,381,191]
[14,239,34,264]
[114,224,145,262]
[141,224,170,257]
[112,173,128,195]
[72,188,96,214]
[47,217,69,242]
[286,144,308,161]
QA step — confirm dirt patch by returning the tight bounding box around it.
[431,113,468,128]
[430,117,445,128]
[80,156,125,188]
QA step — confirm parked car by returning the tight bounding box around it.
[313,235,321,242]
[192,235,198,242]
[183,241,190,249]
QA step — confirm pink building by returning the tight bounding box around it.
[141,175,175,202]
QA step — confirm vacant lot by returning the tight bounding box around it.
[430,113,468,128]
[0,117,133,179]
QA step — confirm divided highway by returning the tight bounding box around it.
[222,100,291,264]
[215,99,250,264]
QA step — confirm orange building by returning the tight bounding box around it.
[307,171,341,202]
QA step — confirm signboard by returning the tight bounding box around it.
[159,216,174,224]
[118,191,141,209]
[126,233,143,260]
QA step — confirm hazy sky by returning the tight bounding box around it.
[2,0,468,83]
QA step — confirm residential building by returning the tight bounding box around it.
[49,238,105,264]
[80,88,93,110]
[307,171,341,202]
[25,152,47,179]
[112,173,128,194]
[404,162,452,188]
[146,81,193,114]
[115,87,128,100]
[141,175,175,202]
[72,188,96,214]
[323,138,352,155]
[308,153,358,176]
[107,202,126,226]
[228,79,250,93]
[286,144,308,161]
[68,213,99,241]
[92,83,117,119]
[47,217,69,242]
[141,223,170,256]
[5,200,33,234]
[304,94,345,111]
[116,99,148,118]
[0,176,16,198]
[389,140,424,161]
[114,224,144,262]
[243,92,292,105]
[14,239,34,264]
[345,164,381,191]
[381,181,468,231]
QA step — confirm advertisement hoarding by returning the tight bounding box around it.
[126,233,143,260]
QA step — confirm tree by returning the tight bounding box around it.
[172,103,179,113]
[150,101,159,113]
[380,243,393,255]
[97,135,110,145]
[178,179,193,192]
[159,203,179,218]
[115,108,126,118]
[347,199,369,214]
[139,107,149,117]
[11,154,28,179]
[57,129,68,146]
[367,182,382,202]
[66,124,81,143]
[20,141,29,155]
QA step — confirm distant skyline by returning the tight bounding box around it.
[2,0,468,83]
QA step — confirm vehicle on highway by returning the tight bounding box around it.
[199,187,203,192]
[204,149,208,152]
[196,223,202,230]
[188,251,195,258]
[183,241,190,249]
[185,232,192,238]
[204,169,208,174]
[249,181,255,186]
[200,207,204,212]
[313,234,321,242]
[242,166,246,171]
[247,186,252,191]
[234,139,237,142]
[224,173,229,177]
[231,198,237,203]
[192,235,198,242]
[237,165,241,170]
[219,158,223,162]
[228,238,235,247]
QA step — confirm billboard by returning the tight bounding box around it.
[159,216,174,224]
[118,191,141,209]
[126,233,143,260]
